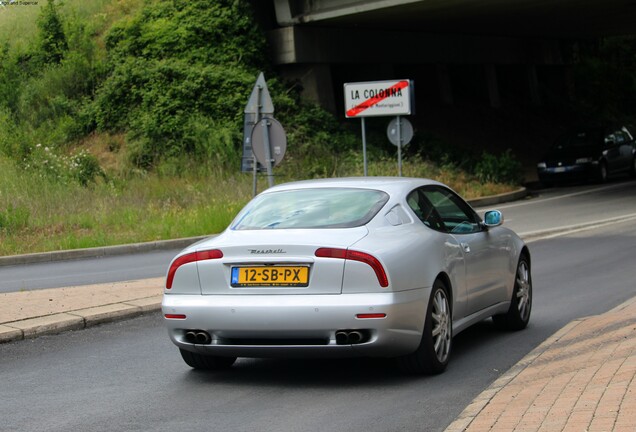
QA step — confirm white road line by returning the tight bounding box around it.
[522,212,636,242]
[493,183,631,210]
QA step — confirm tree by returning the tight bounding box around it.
[37,0,68,64]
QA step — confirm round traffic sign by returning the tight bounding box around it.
[387,117,414,147]
[251,117,287,167]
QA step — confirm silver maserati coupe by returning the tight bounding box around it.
[163,177,531,374]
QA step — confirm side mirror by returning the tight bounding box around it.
[483,210,503,227]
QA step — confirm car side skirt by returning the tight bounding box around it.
[452,301,512,336]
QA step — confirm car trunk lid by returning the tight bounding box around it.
[197,227,368,295]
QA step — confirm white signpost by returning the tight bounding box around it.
[344,80,413,118]
[344,79,414,176]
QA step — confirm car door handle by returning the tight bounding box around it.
[461,242,471,253]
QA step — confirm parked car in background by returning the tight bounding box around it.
[163,177,531,375]
[537,125,636,186]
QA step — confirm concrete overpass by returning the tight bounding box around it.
[272,0,636,38]
[262,0,635,113]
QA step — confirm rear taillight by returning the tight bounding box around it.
[166,249,223,289]
[315,247,389,287]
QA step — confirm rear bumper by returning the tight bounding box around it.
[162,288,430,358]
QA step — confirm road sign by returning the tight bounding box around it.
[244,72,274,115]
[242,72,278,193]
[242,72,275,175]
[241,112,264,173]
[344,79,413,118]
[251,118,287,168]
[387,117,414,147]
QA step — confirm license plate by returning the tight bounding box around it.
[231,266,309,287]
[553,167,567,173]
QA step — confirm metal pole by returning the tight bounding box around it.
[361,117,368,176]
[252,156,258,197]
[252,85,263,197]
[397,116,402,177]
[262,119,275,187]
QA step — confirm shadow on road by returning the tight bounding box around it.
[178,318,517,389]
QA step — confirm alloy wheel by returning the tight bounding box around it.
[516,260,531,322]
[431,289,451,363]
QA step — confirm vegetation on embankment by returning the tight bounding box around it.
[12,0,634,255]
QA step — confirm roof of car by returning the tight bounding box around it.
[262,177,444,195]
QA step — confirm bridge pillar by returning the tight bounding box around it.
[280,64,337,114]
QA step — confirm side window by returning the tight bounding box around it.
[614,130,626,143]
[406,189,445,232]
[421,187,482,234]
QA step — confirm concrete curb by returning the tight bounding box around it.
[0,296,162,344]
[467,187,528,208]
[0,236,208,267]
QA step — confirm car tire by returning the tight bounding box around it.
[630,157,636,178]
[397,279,452,374]
[179,349,237,370]
[492,255,532,331]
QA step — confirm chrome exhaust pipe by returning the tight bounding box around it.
[348,331,363,344]
[185,331,198,344]
[335,331,349,345]
[195,331,212,344]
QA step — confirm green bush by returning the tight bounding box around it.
[474,149,523,185]
[0,0,103,159]
[0,43,22,113]
[69,150,105,185]
[17,143,103,186]
[92,0,273,168]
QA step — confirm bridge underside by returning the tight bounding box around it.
[263,0,634,113]
[274,0,636,39]
[259,0,635,173]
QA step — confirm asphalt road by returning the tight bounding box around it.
[486,180,636,235]
[0,249,180,293]
[1,180,636,432]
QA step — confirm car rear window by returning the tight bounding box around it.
[556,128,603,148]
[231,188,389,230]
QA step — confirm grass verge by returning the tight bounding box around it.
[0,153,517,256]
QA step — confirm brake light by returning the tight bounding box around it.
[315,247,389,287]
[166,249,223,289]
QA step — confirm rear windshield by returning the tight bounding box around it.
[231,188,389,230]
[555,128,603,148]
